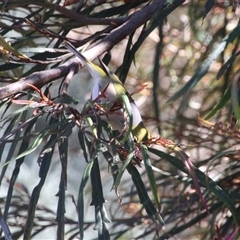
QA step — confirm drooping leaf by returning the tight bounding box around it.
[217,50,240,80]
[203,0,215,20]
[0,110,27,184]
[78,130,91,163]
[23,116,59,239]
[149,147,240,225]
[0,208,13,240]
[114,149,135,192]
[231,69,240,127]
[0,119,70,167]
[127,164,164,225]
[91,159,111,240]
[0,34,29,60]
[56,136,68,240]
[205,86,231,119]
[78,160,94,240]
[141,144,161,211]
[167,23,240,103]
[78,140,104,239]
[3,114,37,219]
[90,158,106,206]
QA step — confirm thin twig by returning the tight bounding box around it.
[2,0,127,26]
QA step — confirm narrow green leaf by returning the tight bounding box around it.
[205,87,231,119]
[0,34,29,59]
[90,159,105,206]
[56,136,68,240]
[94,206,110,240]
[0,111,28,191]
[114,150,135,191]
[116,31,135,83]
[78,141,103,239]
[78,161,94,240]
[0,119,69,169]
[0,115,19,166]
[0,98,12,119]
[0,113,42,145]
[127,164,164,225]
[4,117,37,219]
[100,120,119,161]
[24,117,58,239]
[217,50,240,80]
[148,147,240,225]
[56,175,66,240]
[39,121,73,178]
[0,110,27,184]
[167,23,240,103]
[203,0,215,20]
[160,202,223,239]
[78,130,91,162]
[85,116,98,138]
[91,160,111,240]
[102,150,119,190]
[100,205,111,223]
[1,105,32,123]
[24,147,54,239]
[231,70,240,127]
[0,208,13,240]
[58,136,68,188]
[57,92,79,104]
[0,63,23,72]
[141,144,161,211]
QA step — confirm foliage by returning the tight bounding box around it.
[0,0,240,239]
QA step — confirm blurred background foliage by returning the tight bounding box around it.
[1,0,240,239]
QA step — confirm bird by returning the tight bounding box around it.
[63,41,150,143]
[63,41,208,213]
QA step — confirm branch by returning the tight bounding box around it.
[0,0,183,100]
[0,62,78,99]
[64,0,169,60]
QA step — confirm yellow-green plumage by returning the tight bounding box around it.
[63,41,150,143]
